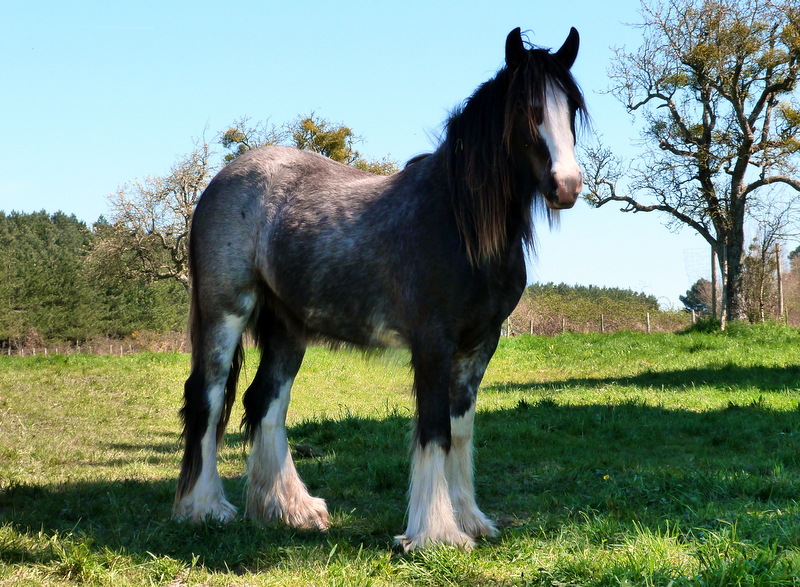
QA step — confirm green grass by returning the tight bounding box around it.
[2,324,800,585]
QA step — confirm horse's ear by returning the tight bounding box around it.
[554,27,580,69]
[505,27,527,69]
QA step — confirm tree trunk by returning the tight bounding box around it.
[725,238,749,322]
[720,195,749,322]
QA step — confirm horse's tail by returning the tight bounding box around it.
[219,341,244,446]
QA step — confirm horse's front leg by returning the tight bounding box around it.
[396,341,473,551]
[447,339,499,539]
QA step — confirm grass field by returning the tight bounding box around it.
[2,323,800,585]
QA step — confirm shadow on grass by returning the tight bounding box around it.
[488,364,800,393]
[3,400,800,572]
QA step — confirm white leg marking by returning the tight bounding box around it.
[447,406,497,539]
[174,312,250,523]
[246,380,328,529]
[396,443,474,551]
[173,382,237,523]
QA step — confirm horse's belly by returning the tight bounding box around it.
[302,305,408,349]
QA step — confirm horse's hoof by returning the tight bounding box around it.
[393,530,475,552]
[247,494,329,531]
[173,497,237,524]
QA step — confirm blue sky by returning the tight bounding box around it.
[1,0,718,308]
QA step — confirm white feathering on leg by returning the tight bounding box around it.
[246,380,328,529]
[447,406,497,538]
[396,442,474,551]
[173,381,237,523]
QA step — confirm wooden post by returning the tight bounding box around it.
[508,317,512,337]
[646,312,651,334]
[529,320,533,335]
[720,246,728,331]
[561,317,566,334]
[691,309,696,324]
[777,243,784,322]
[711,248,718,319]
[600,314,605,333]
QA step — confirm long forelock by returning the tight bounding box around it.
[511,48,587,147]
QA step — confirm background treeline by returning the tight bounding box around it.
[0,210,688,349]
[5,211,800,350]
[0,211,188,348]
[509,283,690,335]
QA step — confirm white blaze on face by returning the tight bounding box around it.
[538,82,583,208]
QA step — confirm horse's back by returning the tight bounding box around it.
[189,146,409,331]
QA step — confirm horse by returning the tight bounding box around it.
[174,26,587,551]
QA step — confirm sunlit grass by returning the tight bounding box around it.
[2,323,800,585]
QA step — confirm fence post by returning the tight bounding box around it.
[600,314,605,333]
[561,317,566,334]
[711,248,718,319]
[777,243,784,321]
[691,309,696,324]
[529,320,533,335]
[646,312,651,334]
[720,245,728,331]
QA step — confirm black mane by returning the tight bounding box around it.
[441,42,587,265]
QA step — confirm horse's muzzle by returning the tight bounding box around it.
[545,168,582,210]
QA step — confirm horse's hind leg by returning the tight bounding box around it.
[447,336,499,539]
[174,306,252,523]
[242,310,328,530]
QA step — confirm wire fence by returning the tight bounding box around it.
[1,311,702,358]
[1,333,189,358]
[504,310,694,337]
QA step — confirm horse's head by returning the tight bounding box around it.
[505,27,585,211]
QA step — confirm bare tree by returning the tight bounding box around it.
[584,0,800,321]
[97,140,213,290]
[94,115,398,293]
[743,198,798,320]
